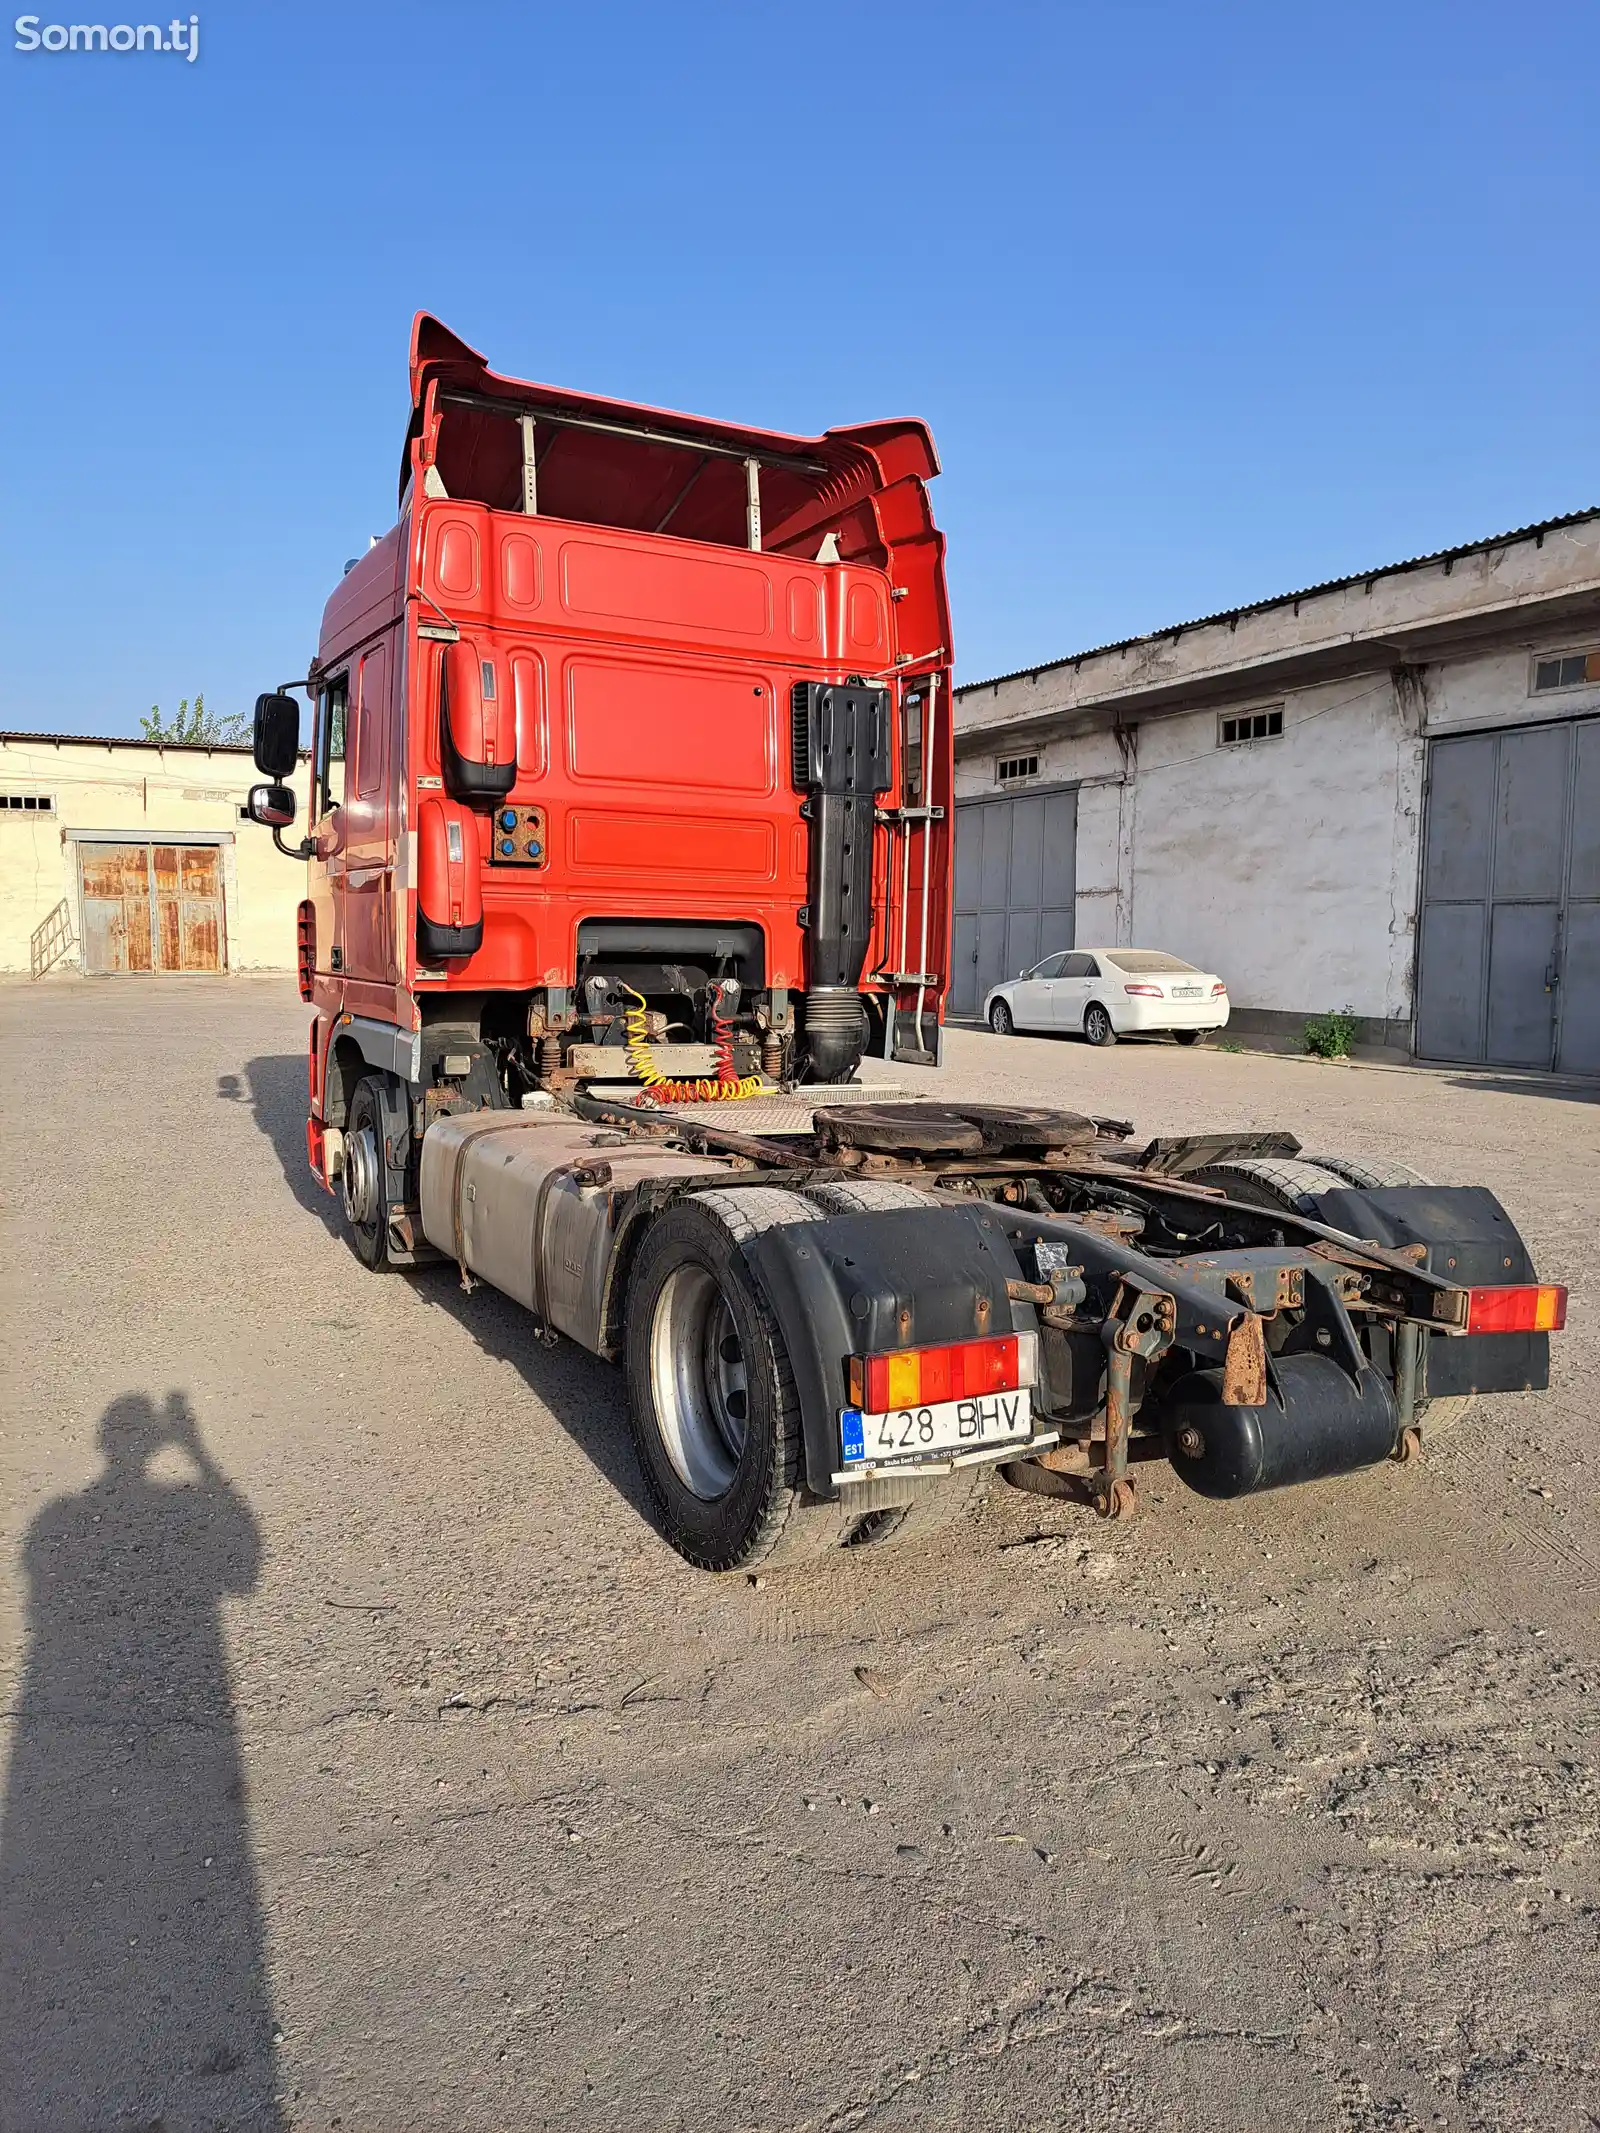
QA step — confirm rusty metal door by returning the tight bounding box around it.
[951,791,1076,1018]
[77,841,225,975]
[1416,718,1594,1071]
[79,844,155,973]
[152,844,224,971]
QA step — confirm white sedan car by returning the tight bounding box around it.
[983,948,1230,1046]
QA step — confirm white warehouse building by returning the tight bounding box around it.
[952,507,1600,1074]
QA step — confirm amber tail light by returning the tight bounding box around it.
[296,901,315,1002]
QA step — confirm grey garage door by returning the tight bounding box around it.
[1415,717,1600,1074]
[951,788,1077,1020]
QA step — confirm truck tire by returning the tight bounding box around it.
[1190,1153,1471,1438]
[1189,1155,1353,1215]
[342,1074,396,1271]
[845,1458,995,1551]
[1303,1153,1431,1190]
[624,1188,855,1571]
[802,1180,938,1215]
[1084,1002,1118,1047]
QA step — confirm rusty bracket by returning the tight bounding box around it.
[1224,1263,1304,1315]
[1220,1310,1268,1407]
[1094,1278,1176,1520]
[1005,1277,1055,1306]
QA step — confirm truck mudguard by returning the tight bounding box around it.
[1307,1183,1550,1398]
[741,1203,1037,1497]
[417,792,485,960]
[441,637,517,802]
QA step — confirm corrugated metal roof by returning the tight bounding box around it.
[1,731,261,756]
[956,505,1600,696]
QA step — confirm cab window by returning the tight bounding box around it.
[315,674,349,816]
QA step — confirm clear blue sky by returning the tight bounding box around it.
[3,0,1596,735]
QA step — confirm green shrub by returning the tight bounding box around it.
[1303,1007,1359,1059]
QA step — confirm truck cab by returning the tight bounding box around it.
[251,315,953,1257]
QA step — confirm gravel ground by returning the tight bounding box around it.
[2,978,1596,2133]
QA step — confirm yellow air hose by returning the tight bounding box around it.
[620,984,763,1105]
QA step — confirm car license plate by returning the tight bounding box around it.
[1170,984,1203,998]
[840,1390,1033,1465]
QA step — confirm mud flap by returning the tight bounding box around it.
[1308,1184,1550,1398]
[740,1203,1032,1496]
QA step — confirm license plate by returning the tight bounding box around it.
[1171,985,1203,998]
[840,1390,1033,1465]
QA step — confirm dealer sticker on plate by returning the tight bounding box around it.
[840,1390,1032,1466]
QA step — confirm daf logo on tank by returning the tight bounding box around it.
[14,13,200,56]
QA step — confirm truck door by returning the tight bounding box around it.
[341,636,396,992]
[310,672,349,981]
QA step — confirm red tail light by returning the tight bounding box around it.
[296,900,315,1001]
[1211,981,1227,996]
[1124,983,1163,997]
[1464,1284,1566,1335]
[848,1335,1036,1412]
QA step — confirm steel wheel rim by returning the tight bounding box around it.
[649,1263,749,1500]
[343,1122,380,1229]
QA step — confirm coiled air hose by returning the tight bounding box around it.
[621,984,763,1105]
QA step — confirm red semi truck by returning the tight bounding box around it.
[246,318,1564,1571]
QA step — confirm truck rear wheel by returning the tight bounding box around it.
[844,1458,995,1550]
[1189,1153,1471,1438]
[624,1189,854,1571]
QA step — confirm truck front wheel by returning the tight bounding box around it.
[342,1074,395,1271]
[625,1189,851,1571]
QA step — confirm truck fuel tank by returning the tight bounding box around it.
[418,1112,731,1352]
[1162,1352,1399,1498]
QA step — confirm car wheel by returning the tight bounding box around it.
[1173,1030,1205,1047]
[1084,1002,1117,1047]
[989,999,1014,1036]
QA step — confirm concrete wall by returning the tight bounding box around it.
[0,737,311,973]
[1426,637,1600,735]
[954,623,1600,1033]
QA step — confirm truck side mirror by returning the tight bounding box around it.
[253,692,301,777]
[247,782,297,828]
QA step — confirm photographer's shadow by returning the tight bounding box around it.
[0,1394,283,2131]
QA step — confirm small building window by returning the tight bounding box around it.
[1532,650,1600,693]
[0,792,55,813]
[1219,708,1283,746]
[997,753,1039,785]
